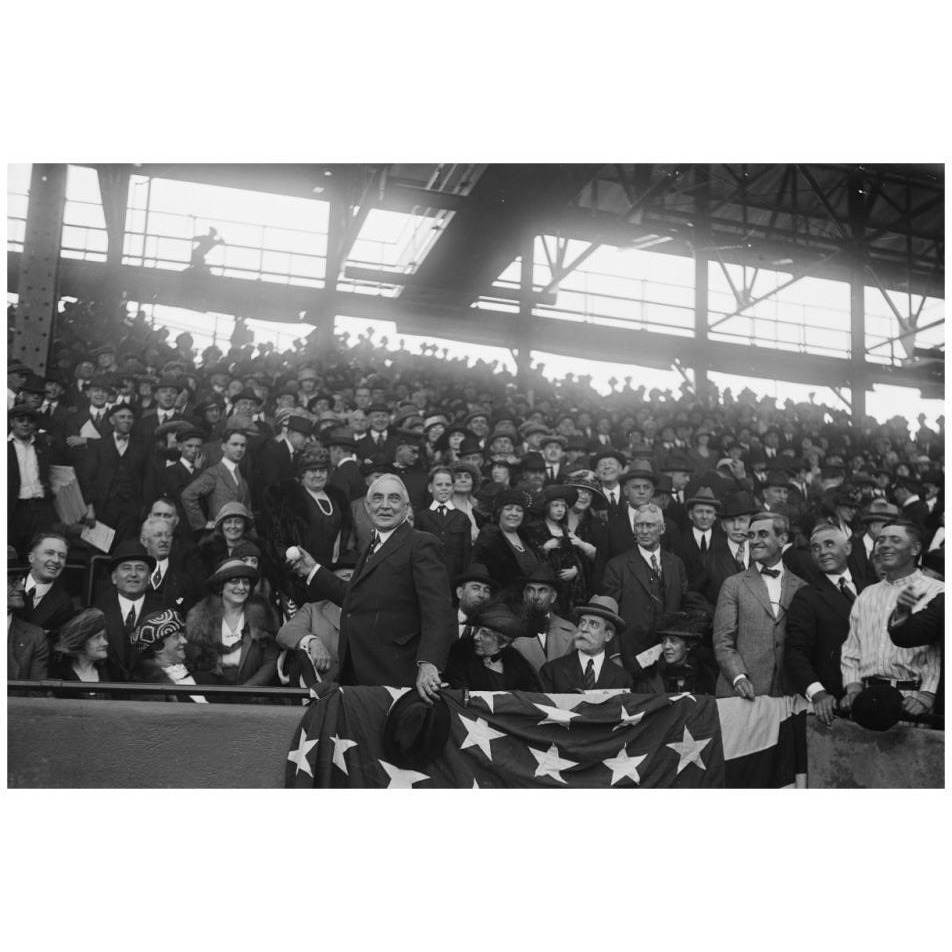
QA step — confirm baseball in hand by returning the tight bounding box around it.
[286,546,302,561]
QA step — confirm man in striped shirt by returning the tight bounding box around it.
[840,520,943,717]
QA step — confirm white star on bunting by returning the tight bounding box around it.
[458,713,506,760]
[602,746,648,786]
[383,686,411,709]
[472,778,480,789]
[533,702,582,728]
[668,692,697,703]
[529,743,578,783]
[468,691,504,713]
[611,706,646,731]
[379,760,430,789]
[331,734,358,774]
[287,730,318,778]
[666,726,711,775]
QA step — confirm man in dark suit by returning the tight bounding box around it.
[680,486,726,597]
[892,477,931,535]
[326,429,365,502]
[7,406,57,556]
[604,460,685,563]
[785,524,864,725]
[600,503,689,671]
[134,375,186,443]
[707,491,758,605]
[92,541,164,678]
[82,404,154,546]
[355,402,398,463]
[291,473,455,701]
[259,414,311,489]
[713,511,807,699]
[848,500,898,586]
[7,569,49,680]
[157,425,205,517]
[511,564,578,673]
[19,532,74,637]
[140,516,203,615]
[414,466,473,595]
[391,430,429,511]
[539,595,632,692]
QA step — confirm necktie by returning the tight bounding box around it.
[231,467,241,488]
[547,466,554,480]
[838,577,855,603]
[22,585,34,612]
[735,541,746,571]
[93,411,102,425]
[124,605,137,633]
[374,433,383,446]
[650,553,661,576]
[461,623,474,639]
[760,567,780,578]
[438,504,447,517]
[152,567,163,589]
[369,532,381,555]
[699,534,708,554]
[583,658,596,689]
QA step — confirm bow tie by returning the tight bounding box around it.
[760,567,780,578]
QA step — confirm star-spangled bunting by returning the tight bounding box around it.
[533,702,582,728]
[287,730,318,778]
[612,705,646,731]
[331,734,358,774]
[602,746,648,786]
[468,690,504,713]
[529,743,578,783]
[384,686,411,709]
[543,692,618,711]
[668,692,697,704]
[666,726,711,774]
[458,713,506,760]
[379,760,430,788]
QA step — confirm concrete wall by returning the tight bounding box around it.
[8,697,945,788]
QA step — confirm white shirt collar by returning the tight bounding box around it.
[117,594,145,614]
[577,649,605,681]
[692,527,711,543]
[25,573,53,597]
[825,568,854,589]
[429,499,456,511]
[637,544,662,565]
[221,457,238,475]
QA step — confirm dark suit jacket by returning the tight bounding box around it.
[413,507,472,593]
[21,578,75,636]
[304,521,455,687]
[604,505,685,562]
[81,434,153,510]
[151,563,204,616]
[8,617,49,680]
[471,524,539,590]
[356,431,398,464]
[159,459,202,506]
[93,590,165,679]
[539,651,633,692]
[600,548,688,664]
[445,639,541,692]
[847,532,880,587]
[706,542,747,605]
[888,592,944,648]
[712,565,807,697]
[329,458,366,502]
[259,438,297,490]
[784,574,864,700]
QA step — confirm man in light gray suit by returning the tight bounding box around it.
[713,511,807,699]
[180,428,253,535]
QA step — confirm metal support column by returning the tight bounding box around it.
[693,164,710,392]
[515,233,535,386]
[847,169,868,423]
[98,165,131,323]
[311,192,345,352]
[12,164,68,374]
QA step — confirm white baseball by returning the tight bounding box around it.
[286,546,302,561]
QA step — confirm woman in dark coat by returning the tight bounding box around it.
[471,490,539,591]
[564,469,610,593]
[523,484,588,615]
[49,608,124,698]
[185,558,279,690]
[445,602,541,692]
[198,501,257,576]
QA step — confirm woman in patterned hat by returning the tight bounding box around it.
[184,558,279,689]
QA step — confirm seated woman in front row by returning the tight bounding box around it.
[444,602,541,693]
[50,608,124,698]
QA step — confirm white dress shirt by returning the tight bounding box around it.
[577,649,605,681]
[9,434,44,498]
[757,561,784,616]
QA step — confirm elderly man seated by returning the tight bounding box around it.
[539,595,632,692]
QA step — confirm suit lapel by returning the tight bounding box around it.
[627,552,653,597]
[353,521,411,584]
[815,575,851,621]
[742,568,775,618]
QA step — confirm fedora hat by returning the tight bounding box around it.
[721,491,759,518]
[323,428,358,452]
[659,454,695,473]
[457,436,484,457]
[381,690,450,772]
[590,448,627,468]
[685,486,723,510]
[573,595,625,632]
[108,541,156,573]
[860,500,900,523]
[620,459,659,486]
[519,563,561,589]
[520,451,547,471]
[453,563,496,589]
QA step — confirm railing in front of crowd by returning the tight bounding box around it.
[8,680,313,702]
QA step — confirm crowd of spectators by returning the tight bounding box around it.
[7,295,945,735]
